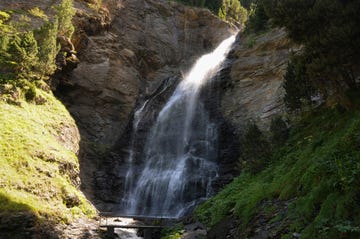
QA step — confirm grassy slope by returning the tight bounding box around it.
[0,90,96,225]
[195,107,360,238]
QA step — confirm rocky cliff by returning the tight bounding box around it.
[1,0,297,237]
[57,0,296,211]
[222,28,297,133]
[56,0,237,208]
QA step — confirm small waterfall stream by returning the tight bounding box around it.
[122,34,237,218]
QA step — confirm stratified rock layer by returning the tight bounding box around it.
[222,28,297,132]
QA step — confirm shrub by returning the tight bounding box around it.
[35,19,60,79]
[53,0,75,38]
[283,55,315,112]
[28,7,48,20]
[7,32,39,81]
[218,0,248,28]
[24,84,37,101]
[238,123,271,174]
[244,0,269,34]
[270,116,289,147]
[265,0,360,107]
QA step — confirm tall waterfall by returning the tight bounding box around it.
[123,35,236,218]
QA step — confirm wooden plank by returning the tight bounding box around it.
[98,212,180,220]
[99,224,163,229]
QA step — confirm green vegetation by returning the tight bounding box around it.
[218,0,247,28]
[87,0,103,12]
[161,224,184,239]
[269,116,289,147]
[171,0,248,27]
[28,7,48,20]
[283,55,316,112]
[193,1,360,238]
[0,0,75,103]
[238,123,271,174]
[0,91,96,223]
[244,0,269,34]
[265,0,360,108]
[196,107,360,238]
[53,0,75,38]
[0,0,96,234]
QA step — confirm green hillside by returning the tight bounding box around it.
[195,106,360,238]
[0,89,96,237]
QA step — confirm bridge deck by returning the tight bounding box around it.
[99,211,180,220]
[99,224,163,229]
[98,212,179,238]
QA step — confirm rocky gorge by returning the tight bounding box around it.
[57,0,240,211]
[0,0,296,238]
[56,0,295,214]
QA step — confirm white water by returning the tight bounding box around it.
[123,34,237,218]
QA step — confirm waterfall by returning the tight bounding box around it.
[122,34,237,218]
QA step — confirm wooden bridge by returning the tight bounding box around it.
[99,212,177,239]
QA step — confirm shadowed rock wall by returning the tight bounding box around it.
[56,0,236,208]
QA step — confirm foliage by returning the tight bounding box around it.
[283,55,316,111]
[28,7,48,20]
[7,32,39,81]
[264,0,360,105]
[239,0,256,9]
[24,84,37,101]
[0,10,12,32]
[196,107,360,238]
[269,116,289,147]
[161,224,184,239]
[172,0,248,27]
[87,0,103,12]
[218,0,248,28]
[238,123,272,174]
[0,0,75,102]
[244,0,269,34]
[53,0,75,38]
[35,19,60,79]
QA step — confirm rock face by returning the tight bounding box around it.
[222,28,297,132]
[57,0,295,214]
[56,0,236,206]
[64,0,234,146]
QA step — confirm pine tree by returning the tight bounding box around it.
[283,56,315,111]
[8,32,39,81]
[54,0,75,38]
[36,19,60,79]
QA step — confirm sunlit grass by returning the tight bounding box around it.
[0,90,96,223]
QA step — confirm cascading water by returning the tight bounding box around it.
[122,34,237,218]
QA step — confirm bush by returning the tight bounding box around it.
[53,0,75,38]
[238,123,271,174]
[35,19,60,79]
[265,0,360,107]
[283,55,316,112]
[0,1,75,102]
[218,0,248,28]
[244,0,269,34]
[24,84,36,101]
[7,32,39,81]
[270,116,289,147]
